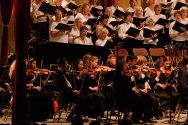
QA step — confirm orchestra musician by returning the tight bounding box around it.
[150,56,179,118]
[26,58,53,122]
[113,55,156,123]
[82,56,105,118]
[177,58,188,104]
[53,57,84,122]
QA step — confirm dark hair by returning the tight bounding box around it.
[80,26,88,32]
[126,55,137,62]
[74,58,83,70]
[57,57,67,67]
[129,0,137,4]
[29,58,36,63]
[100,14,109,22]
[89,121,101,125]
[118,118,133,125]
[124,12,132,19]
[104,122,113,125]
[184,58,188,65]
[71,115,84,125]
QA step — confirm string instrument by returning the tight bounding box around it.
[160,67,174,77]
[142,66,158,76]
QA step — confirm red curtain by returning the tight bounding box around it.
[107,0,114,6]
[0,0,14,66]
[12,0,30,124]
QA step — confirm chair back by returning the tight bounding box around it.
[132,48,149,56]
[149,48,165,57]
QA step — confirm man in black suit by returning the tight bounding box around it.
[177,58,188,103]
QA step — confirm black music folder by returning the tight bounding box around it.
[143,28,163,38]
[67,21,75,25]
[86,18,98,27]
[56,6,67,14]
[66,2,79,10]
[113,9,125,17]
[155,18,169,25]
[126,27,140,37]
[104,25,115,35]
[55,23,70,30]
[160,1,173,8]
[172,21,188,33]
[86,32,93,38]
[90,7,103,17]
[174,2,187,10]
[133,17,147,27]
[109,20,124,27]
[161,8,172,18]
[38,2,56,15]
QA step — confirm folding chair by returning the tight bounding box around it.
[149,48,165,57]
[132,48,149,57]
[117,48,129,58]
[148,48,166,67]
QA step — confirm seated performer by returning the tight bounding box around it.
[169,10,188,45]
[113,55,156,124]
[49,9,69,43]
[177,58,188,104]
[73,26,93,45]
[95,28,112,47]
[25,58,53,122]
[143,17,164,46]
[68,18,83,43]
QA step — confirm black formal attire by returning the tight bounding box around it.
[149,71,179,112]
[26,73,53,122]
[79,73,105,118]
[177,67,188,103]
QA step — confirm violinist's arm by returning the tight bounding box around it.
[29,75,36,84]
[72,90,80,95]
[26,83,33,90]
[89,86,99,91]
[33,86,42,91]
[42,71,52,86]
[156,83,166,89]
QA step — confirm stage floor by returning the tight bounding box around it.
[0,110,187,125]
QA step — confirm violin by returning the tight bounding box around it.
[142,66,158,75]
[32,68,52,75]
[164,69,172,76]
[160,67,174,77]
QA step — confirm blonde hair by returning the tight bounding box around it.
[137,56,147,66]
[134,6,143,17]
[98,28,108,36]
[80,3,91,16]
[106,54,116,65]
